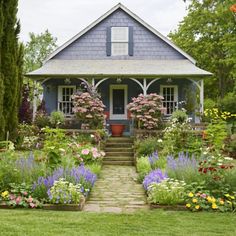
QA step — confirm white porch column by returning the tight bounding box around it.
[91,78,95,87]
[32,81,37,122]
[200,79,204,114]
[143,78,147,95]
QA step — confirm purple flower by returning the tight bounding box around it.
[148,151,159,166]
[143,169,167,190]
[167,152,197,171]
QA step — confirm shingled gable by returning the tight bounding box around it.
[45,3,195,63]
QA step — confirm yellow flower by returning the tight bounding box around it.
[1,191,9,198]
[188,192,194,197]
[192,198,198,203]
[220,200,224,205]
[195,205,200,210]
[212,203,218,209]
[186,203,191,208]
[207,196,212,202]
[230,196,235,200]
[225,194,230,198]
[211,197,216,203]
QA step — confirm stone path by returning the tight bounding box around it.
[83,165,149,213]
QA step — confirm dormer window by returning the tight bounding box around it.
[106,26,133,56]
[111,27,129,56]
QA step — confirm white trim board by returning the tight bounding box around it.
[109,84,128,120]
[44,3,195,64]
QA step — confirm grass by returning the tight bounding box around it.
[0,209,235,236]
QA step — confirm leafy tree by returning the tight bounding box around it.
[24,30,57,73]
[170,0,236,99]
[1,0,23,139]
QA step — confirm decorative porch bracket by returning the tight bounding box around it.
[187,78,204,114]
[130,78,160,95]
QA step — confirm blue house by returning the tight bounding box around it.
[28,3,211,132]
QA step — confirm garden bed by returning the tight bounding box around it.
[150,204,186,211]
[0,197,86,211]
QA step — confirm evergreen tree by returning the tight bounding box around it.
[0,0,5,140]
[1,0,23,139]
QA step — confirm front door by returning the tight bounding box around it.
[110,85,128,120]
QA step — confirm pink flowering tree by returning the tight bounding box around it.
[127,93,165,130]
[72,90,106,129]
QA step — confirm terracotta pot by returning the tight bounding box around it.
[110,124,125,137]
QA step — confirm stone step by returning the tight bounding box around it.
[105,152,134,157]
[105,147,133,152]
[105,143,133,148]
[108,137,134,142]
[104,156,134,161]
[103,160,134,166]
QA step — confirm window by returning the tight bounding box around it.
[111,27,129,56]
[160,85,178,115]
[58,86,76,117]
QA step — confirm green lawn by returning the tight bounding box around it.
[0,209,235,236]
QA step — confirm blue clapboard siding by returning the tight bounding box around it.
[53,9,186,60]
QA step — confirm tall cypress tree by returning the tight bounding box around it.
[0,0,5,140]
[1,0,23,139]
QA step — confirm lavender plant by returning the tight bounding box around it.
[143,169,167,191]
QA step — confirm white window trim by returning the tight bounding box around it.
[111,27,129,56]
[160,85,178,115]
[58,85,76,117]
[109,84,128,120]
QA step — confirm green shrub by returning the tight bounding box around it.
[219,92,236,114]
[204,98,217,110]
[86,163,102,176]
[136,156,151,182]
[135,137,163,157]
[50,111,65,128]
[171,109,188,123]
[147,179,186,205]
[34,112,50,128]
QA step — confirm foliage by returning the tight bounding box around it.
[34,112,50,128]
[135,137,163,157]
[185,191,236,212]
[32,165,96,200]
[142,169,167,191]
[171,109,188,124]
[163,118,202,155]
[0,183,41,208]
[219,92,236,114]
[49,111,65,128]
[0,141,15,151]
[85,163,102,177]
[24,30,57,73]
[73,91,106,129]
[18,85,32,124]
[148,151,166,170]
[204,98,217,111]
[225,134,236,158]
[47,178,82,204]
[72,143,105,165]
[136,156,152,182]
[127,93,164,130]
[169,0,236,99]
[147,178,186,205]
[166,153,202,184]
[0,0,24,140]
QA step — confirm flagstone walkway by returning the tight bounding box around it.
[83,165,149,213]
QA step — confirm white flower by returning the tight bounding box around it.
[224,157,233,161]
[157,139,163,143]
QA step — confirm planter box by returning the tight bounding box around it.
[150,204,186,211]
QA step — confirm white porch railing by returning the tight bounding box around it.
[58,101,74,117]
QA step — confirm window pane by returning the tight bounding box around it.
[113,89,124,114]
[112,43,128,55]
[111,27,128,41]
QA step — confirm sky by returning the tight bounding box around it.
[18,0,188,46]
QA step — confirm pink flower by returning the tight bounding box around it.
[29,203,35,208]
[81,149,90,155]
[16,196,22,204]
[28,196,33,203]
[23,192,28,196]
[10,194,16,200]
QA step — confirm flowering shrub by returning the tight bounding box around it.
[72,91,106,129]
[127,93,164,129]
[48,178,83,204]
[32,165,97,200]
[0,183,41,208]
[148,151,166,170]
[147,178,186,205]
[166,153,200,184]
[185,191,236,212]
[69,143,105,165]
[143,169,167,190]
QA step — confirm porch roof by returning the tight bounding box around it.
[27,59,212,79]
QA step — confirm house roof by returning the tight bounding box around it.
[44,3,196,64]
[27,59,212,78]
